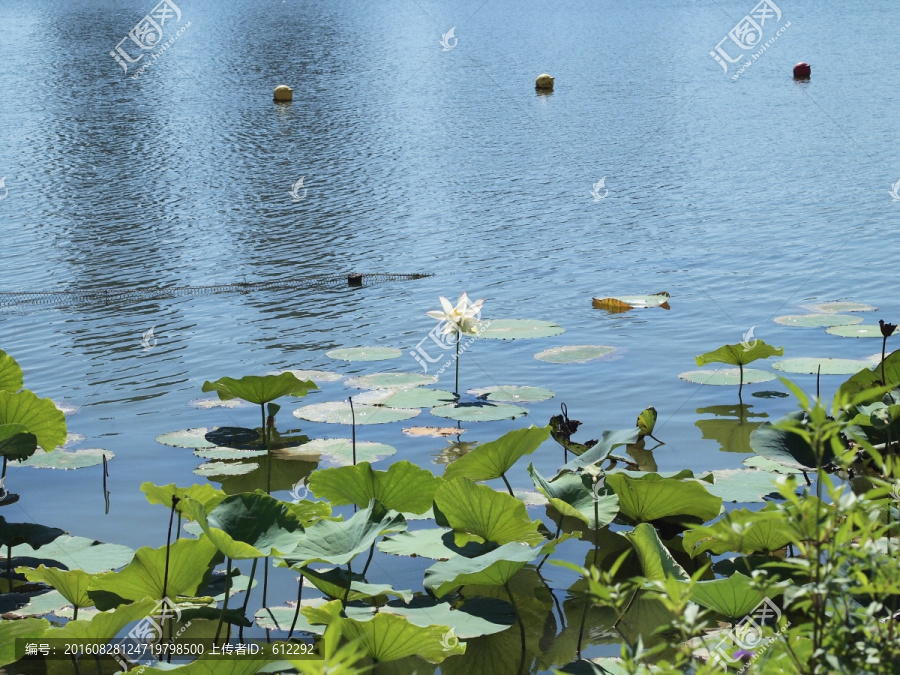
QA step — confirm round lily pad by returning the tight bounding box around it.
[430,402,528,422]
[273,438,397,465]
[826,325,884,338]
[774,314,862,328]
[193,461,258,477]
[65,433,86,445]
[357,388,456,408]
[772,357,871,375]
[293,401,420,425]
[468,386,555,403]
[326,347,402,362]
[189,398,244,410]
[678,369,776,386]
[193,447,268,460]
[811,301,877,314]
[271,369,343,383]
[345,373,437,390]
[14,448,114,470]
[477,319,565,340]
[514,490,549,507]
[156,428,216,449]
[534,345,615,364]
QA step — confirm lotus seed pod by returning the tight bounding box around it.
[274,85,293,102]
[535,73,554,90]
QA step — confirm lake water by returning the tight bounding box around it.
[1,0,898,669]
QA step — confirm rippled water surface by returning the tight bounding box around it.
[1,0,898,668]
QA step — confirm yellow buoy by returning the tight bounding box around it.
[274,85,293,102]
[535,73,554,90]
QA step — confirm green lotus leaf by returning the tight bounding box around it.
[0,518,65,550]
[812,301,876,313]
[5,589,74,618]
[156,428,216,449]
[0,350,23,393]
[559,428,641,472]
[424,540,554,598]
[185,493,304,560]
[274,437,397,465]
[444,425,551,482]
[0,424,37,461]
[838,349,900,400]
[0,617,51,667]
[293,401,420,425]
[592,292,671,311]
[705,469,785,503]
[43,597,157,641]
[605,472,722,525]
[87,536,219,607]
[695,341,784,368]
[826,324,884,338]
[534,345,616,364]
[0,390,66,451]
[326,347,402,362]
[193,460,258,477]
[431,401,528,422]
[748,412,832,470]
[678,368,776,386]
[10,536,133,574]
[137,652,272,674]
[625,523,688,582]
[774,314,862,328]
[202,373,318,404]
[298,566,413,603]
[772,357,871,375]
[280,499,406,567]
[345,372,437,389]
[18,566,93,610]
[377,527,489,559]
[527,464,618,529]
[636,407,657,438]
[309,460,442,513]
[688,572,767,620]
[433,478,544,546]
[476,318,566,340]
[282,498,334,527]
[303,598,465,663]
[272,368,344,383]
[371,596,514,638]
[683,506,794,557]
[468,385,555,403]
[14,447,113,470]
[357,387,456,408]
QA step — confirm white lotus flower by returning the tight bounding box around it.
[426,292,484,336]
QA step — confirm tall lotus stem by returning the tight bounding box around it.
[238,558,258,643]
[288,572,305,639]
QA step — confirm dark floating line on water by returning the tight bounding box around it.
[0,272,433,309]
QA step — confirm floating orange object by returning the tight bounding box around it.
[793,62,811,79]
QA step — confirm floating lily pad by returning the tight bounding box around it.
[476,319,565,340]
[743,456,802,474]
[468,386,555,403]
[811,302,876,313]
[678,369,776,386]
[193,461,258,477]
[345,373,438,390]
[326,347,402,362]
[188,398,244,410]
[357,388,456,408]
[774,314,862,328]
[705,469,785,503]
[403,426,467,437]
[430,402,528,422]
[64,434,85,445]
[156,428,216,449]
[10,536,134,574]
[293,401,419,425]
[14,448,113,470]
[534,345,616,364]
[592,292,671,312]
[193,447,267,461]
[751,391,789,399]
[273,438,397,465]
[272,369,344,383]
[772,357,871,375]
[826,324,884,338]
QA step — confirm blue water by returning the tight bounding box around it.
[1,0,898,670]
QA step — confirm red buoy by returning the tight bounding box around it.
[793,62,811,79]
